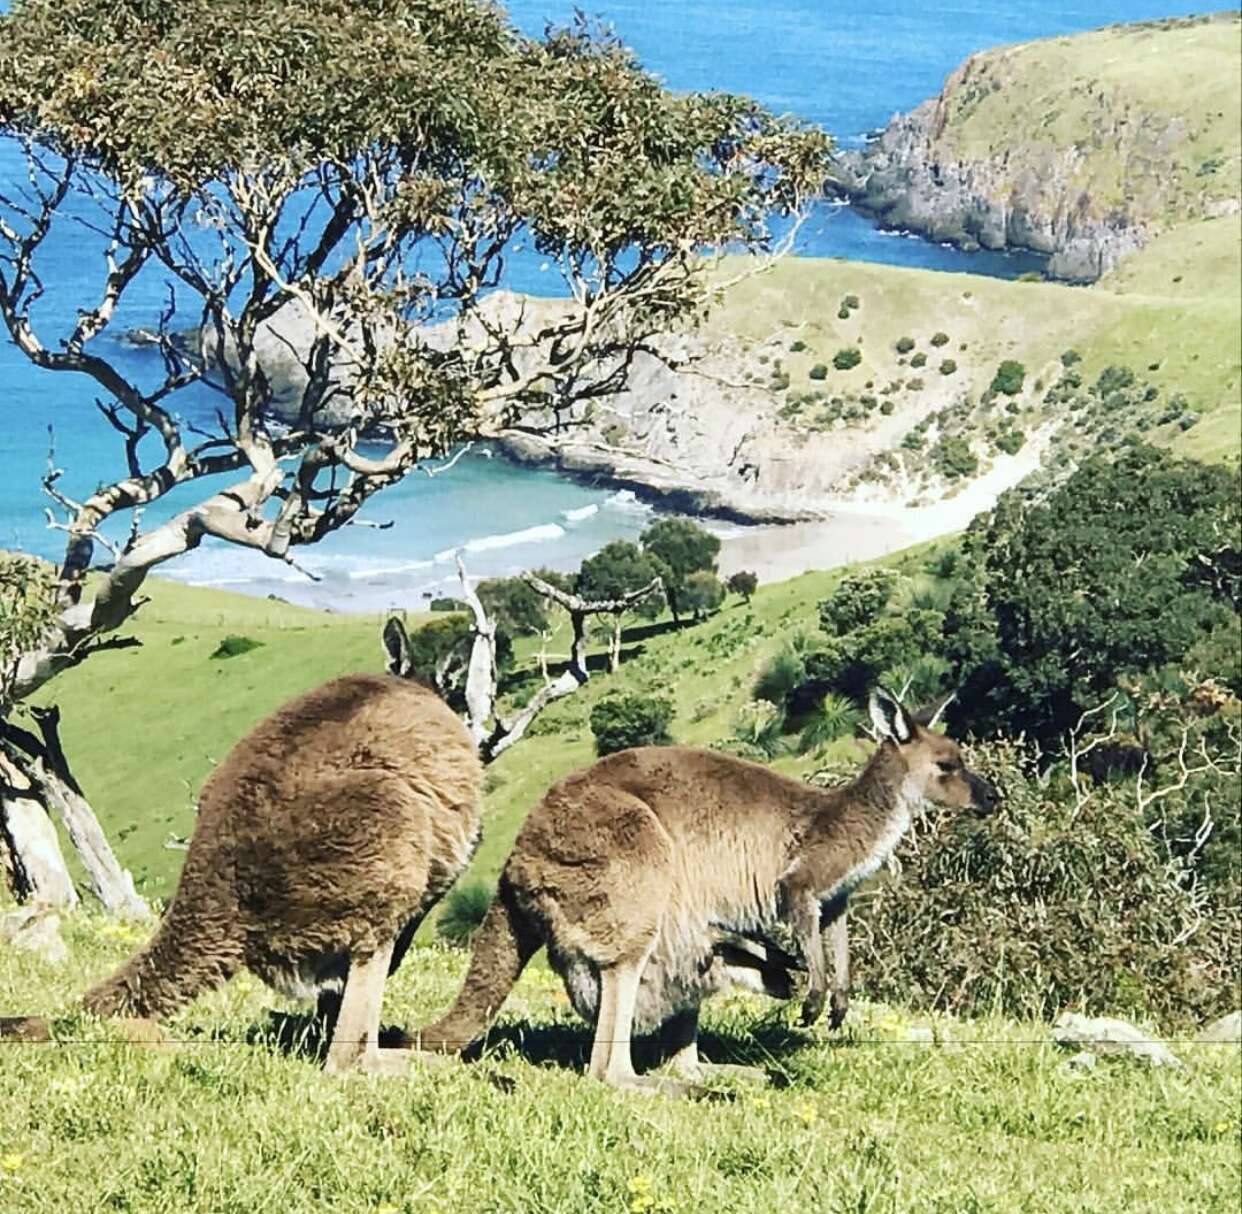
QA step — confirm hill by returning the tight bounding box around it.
[834,12,1242,280]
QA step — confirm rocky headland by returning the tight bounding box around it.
[830,13,1241,281]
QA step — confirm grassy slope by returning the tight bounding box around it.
[941,13,1241,226]
[710,211,1241,462]
[0,912,1237,1214]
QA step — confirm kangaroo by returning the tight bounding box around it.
[416,687,997,1094]
[1,630,483,1077]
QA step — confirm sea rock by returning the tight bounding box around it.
[1051,1012,1182,1068]
[1196,1012,1241,1044]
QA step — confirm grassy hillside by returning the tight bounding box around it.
[939,13,1240,230]
[709,210,1241,467]
[1,910,1237,1214]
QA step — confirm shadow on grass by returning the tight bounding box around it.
[240,1009,415,1061]
[467,1010,820,1087]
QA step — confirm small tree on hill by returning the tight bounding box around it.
[575,541,663,671]
[727,570,758,602]
[640,518,721,623]
[0,0,826,905]
[990,360,1027,396]
[681,570,725,620]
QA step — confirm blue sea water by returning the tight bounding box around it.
[0,0,1220,605]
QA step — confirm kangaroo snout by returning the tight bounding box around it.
[966,770,1001,814]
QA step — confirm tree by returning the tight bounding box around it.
[944,445,1241,743]
[640,518,721,623]
[0,0,826,905]
[575,541,662,671]
[989,360,1026,396]
[727,570,758,602]
[589,693,674,756]
[681,570,725,620]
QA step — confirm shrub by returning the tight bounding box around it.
[989,360,1026,396]
[209,635,264,660]
[879,400,894,415]
[589,693,674,756]
[832,347,862,371]
[839,739,1240,1026]
[932,435,978,479]
[753,642,809,706]
[429,596,466,612]
[938,358,957,376]
[732,699,786,758]
[906,377,924,391]
[770,370,791,390]
[837,306,850,320]
[895,336,915,354]
[994,429,1025,455]
[909,351,926,368]
[1060,349,1081,367]
[436,882,494,948]
[797,692,862,753]
[842,294,860,309]
[808,363,828,380]
[1095,364,1136,396]
[930,331,949,347]
[790,339,808,353]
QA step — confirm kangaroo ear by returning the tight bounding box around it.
[382,615,413,677]
[912,691,957,731]
[869,685,914,744]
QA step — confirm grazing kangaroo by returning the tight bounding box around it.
[2,637,483,1076]
[417,687,997,1094]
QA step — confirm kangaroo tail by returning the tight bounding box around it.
[0,1016,52,1042]
[417,879,540,1054]
[81,900,240,1021]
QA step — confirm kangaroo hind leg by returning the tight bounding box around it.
[322,939,427,1077]
[661,1008,768,1087]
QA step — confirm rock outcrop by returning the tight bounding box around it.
[831,13,1241,281]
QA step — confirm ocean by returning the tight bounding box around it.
[0,0,1215,608]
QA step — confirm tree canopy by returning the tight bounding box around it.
[945,444,1241,741]
[0,0,828,704]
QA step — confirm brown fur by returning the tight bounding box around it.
[14,673,482,1068]
[419,689,996,1092]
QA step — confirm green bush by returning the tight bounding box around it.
[832,347,862,371]
[930,331,949,347]
[1095,364,1136,396]
[906,377,924,391]
[837,739,1240,1026]
[994,429,1025,455]
[770,370,791,390]
[726,570,758,601]
[731,699,786,758]
[589,693,674,756]
[989,360,1025,396]
[932,435,978,479]
[682,570,725,619]
[879,400,894,415]
[209,635,265,660]
[895,336,915,354]
[1060,349,1081,367]
[910,351,927,368]
[938,358,957,376]
[429,597,466,612]
[436,882,494,949]
[808,363,828,380]
[842,294,860,309]
[837,306,850,320]
[797,692,862,753]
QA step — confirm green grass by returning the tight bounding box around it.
[1,910,1237,1213]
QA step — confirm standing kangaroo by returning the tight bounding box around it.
[417,687,997,1094]
[2,631,483,1076]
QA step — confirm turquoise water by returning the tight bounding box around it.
[0,1,1219,605]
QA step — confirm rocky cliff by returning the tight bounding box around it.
[832,13,1241,281]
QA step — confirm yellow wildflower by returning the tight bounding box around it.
[628,1176,653,1195]
[376,1205,399,1214]
[1,1154,24,1173]
[630,1199,654,1213]
[1214,1122,1231,1134]
[793,1101,818,1126]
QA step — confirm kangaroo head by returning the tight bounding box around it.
[869,686,999,813]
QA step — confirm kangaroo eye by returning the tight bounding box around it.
[936,760,958,774]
